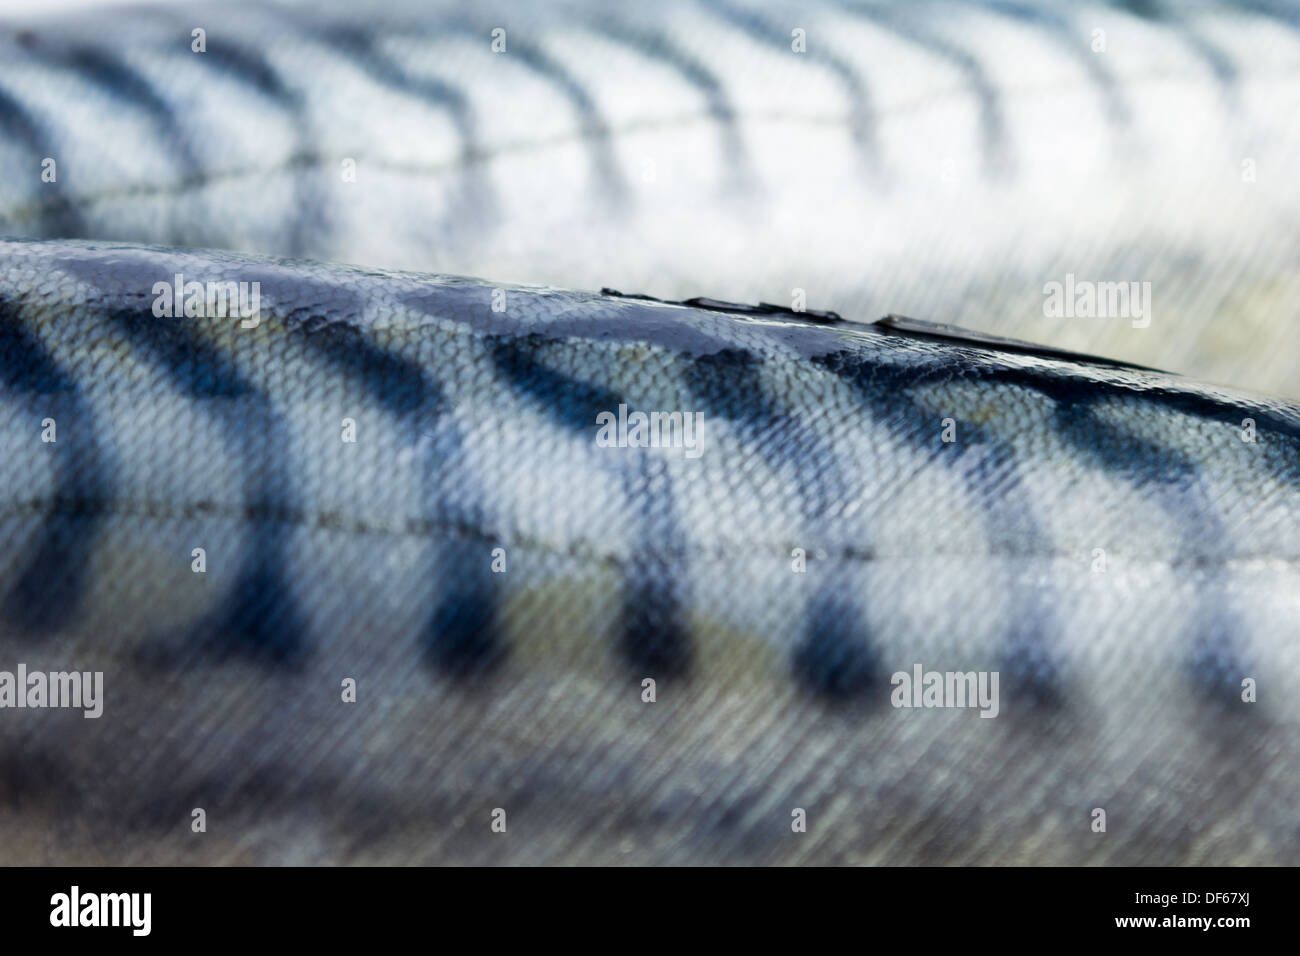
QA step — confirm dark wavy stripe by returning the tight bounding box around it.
[1058,396,1250,702]
[491,333,693,678]
[814,349,1063,707]
[22,44,203,243]
[0,298,110,634]
[979,0,1132,125]
[683,348,875,699]
[491,333,625,432]
[290,318,436,417]
[0,85,84,235]
[185,33,324,258]
[435,19,628,202]
[1117,0,1238,98]
[995,367,1270,704]
[836,0,1011,177]
[987,365,1300,453]
[282,305,502,679]
[1231,0,1300,32]
[686,348,849,513]
[250,272,504,679]
[423,535,506,677]
[314,24,496,236]
[702,0,880,172]
[93,302,308,666]
[505,38,627,198]
[825,343,1290,705]
[793,591,880,699]
[589,15,757,186]
[619,459,694,679]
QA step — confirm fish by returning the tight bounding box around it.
[0,237,1296,864]
[2,0,1300,396]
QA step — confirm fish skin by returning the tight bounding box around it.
[1,1,1300,395]
[0,238,1298,864]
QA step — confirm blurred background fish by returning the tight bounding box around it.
[1,0,1298,395]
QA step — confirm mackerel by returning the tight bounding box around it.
[1,238,1297,864]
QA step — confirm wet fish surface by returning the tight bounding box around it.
[0,238,1296,864]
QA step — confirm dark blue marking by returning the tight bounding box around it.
[686,350,881,697]
[321,25,475,132]
[194,36,301,105]
[0,298,109,634]
[314,24,496,234]
[792,595,878,700]
[293,324,509,680]
[1116,0,1163,15]
[683,348,769,423]
[703,0,880,171]
[620,552,692,678]
[292,317,435,417]
[490,333,626,433]
[424,540,504,677]
[836,0,1010,177]
[1187,602,1254,708]
[56,45,190,143]
[284,325,497,679]
[998,625,1066,710]
[1054,400,1196,486]
[184,33,324,258]
[434,18,627,201]
[687,351,883,698]
[687,348,846,508]
[0,85,83,235]
[618,452,693,679]
[490,334,693,678]
[979,0,1131,125]
[994,365,1300,451]
[99,305,308,665]
[1233,0,1300,36]
[819,341,1300,464]
[104,307,252,399]
[503,36,627,199]
[230,284,499,680]
[1041,397,1252,703]
[0,299,75,394]
[813,348,1064,704]
[216,276,490,680]
[27,45,203,241]
[199,553,303,665]
[589,16,757,186]
[1113,1,1239,97]
[815,339,1300,708]
[199,271,499,680]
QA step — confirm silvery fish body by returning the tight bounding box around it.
[1,238,1297,864]
[1,1,1300,395]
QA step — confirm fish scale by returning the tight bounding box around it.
[0,237,1297,863]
